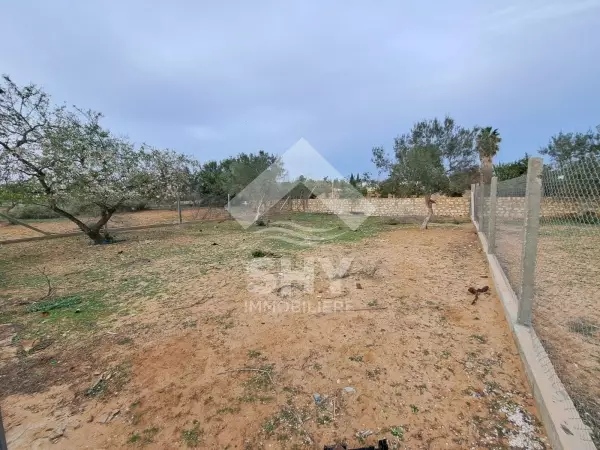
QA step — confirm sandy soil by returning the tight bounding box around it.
[1,223,548,449]
[0,208,229,240]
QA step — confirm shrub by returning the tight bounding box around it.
[9,204,61,219]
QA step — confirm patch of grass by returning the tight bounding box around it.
[367,300,378,307]
[247,350,262,358]
[410,404,419,414]
[182,320,197,329]
[262,418,278,435]
[127,433,141,444]
[390,426,404,440]
[85,379,107,397]
[141,427,159,443]
[251,249,277,258]
[470,334,487,344]
[317,414,332,425]
[349,355,363,362]
[216,406,241,415]
[244,364,275,390]
[312,363,322,371]
[239,394,275,403]
[568,318,599,337]
[27,295,82,313]
[117,337,134,345]
[440,350,451,359]
[181,422,203,448]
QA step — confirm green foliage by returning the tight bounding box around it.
[538,125,600,199]
[8,204,61,219]
[540,125,600,164]
[493,155,529,181]
[476,127,502,184]
[27,295,82,313]
[372,116,477,196]
[0,75,197,242]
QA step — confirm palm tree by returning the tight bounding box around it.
[476,127,502,185]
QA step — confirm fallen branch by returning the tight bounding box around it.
[217,368,274,384]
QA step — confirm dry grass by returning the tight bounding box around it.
[0,216,547,449]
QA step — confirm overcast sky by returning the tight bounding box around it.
[2,1,599,176]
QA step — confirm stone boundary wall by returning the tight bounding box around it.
[275,197,470,217]
[495,197,599,219]
[272,196,597,219]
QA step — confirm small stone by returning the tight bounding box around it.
[343,387,356,394]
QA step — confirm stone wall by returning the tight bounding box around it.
[271,196,597,220]
[495,197,599,219]
[275,197,470,217]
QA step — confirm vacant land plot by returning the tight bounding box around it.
[0,216,548,449]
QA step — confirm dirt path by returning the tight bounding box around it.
[2,226,548,449]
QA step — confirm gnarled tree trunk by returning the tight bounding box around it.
[421,194,436,230]
[50,204,117,244]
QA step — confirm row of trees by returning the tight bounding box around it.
[3,74,598,240]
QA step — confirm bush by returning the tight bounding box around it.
[9,204,61,219]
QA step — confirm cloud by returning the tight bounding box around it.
[489,0,600,28]
[1,0,599,171]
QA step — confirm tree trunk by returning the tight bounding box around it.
[480,155,494,185]
[421,194,435,230]
[49,204,117,244]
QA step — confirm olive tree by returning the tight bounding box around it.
[0,75,191,243]
[372,116,477,229]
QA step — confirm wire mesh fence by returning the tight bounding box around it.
[473,157,600,448]
[533,157,600,446]
[494,174,527,303]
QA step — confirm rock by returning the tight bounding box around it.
[356,282,363,289]
[343,387,356,394]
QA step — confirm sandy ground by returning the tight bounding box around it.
[0,208,229,240]
[0,222,548,449]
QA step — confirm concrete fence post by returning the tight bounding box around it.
[517,157,543,326]
[478,181,485,230]
[470,183,476,224]
[487,177,498,254]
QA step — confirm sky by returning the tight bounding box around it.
[2,0,599,178]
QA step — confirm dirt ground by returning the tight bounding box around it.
[0,217,548,449]
[0,208,229,240]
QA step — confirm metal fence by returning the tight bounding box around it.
[473,156,600,448]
